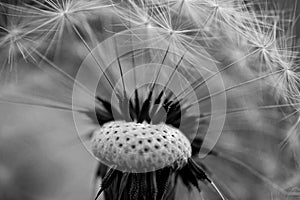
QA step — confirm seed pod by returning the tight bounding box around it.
[91,121,192,173]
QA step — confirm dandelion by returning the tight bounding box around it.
[267,9,300,104]
[0,2,40,83]
[113,0,216,69]
[0,0,114,59]
[0,0,300,200]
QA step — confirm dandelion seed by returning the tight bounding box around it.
[0,3,39,83]
[114,0,215,68]
[1,0,114,57]
[270,37,300,104]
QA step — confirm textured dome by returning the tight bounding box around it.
[91,121,191,172]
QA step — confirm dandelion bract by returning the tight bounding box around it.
[0,0,300,200]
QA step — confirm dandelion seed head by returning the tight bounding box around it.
[0,7,39,74]
[273,64,300,103]
[7,26,20,37]
[209,1,219,9]
[0,0,114,55]
[59,9,68,17]
[264,28,300,104]
[91,121,191,172]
